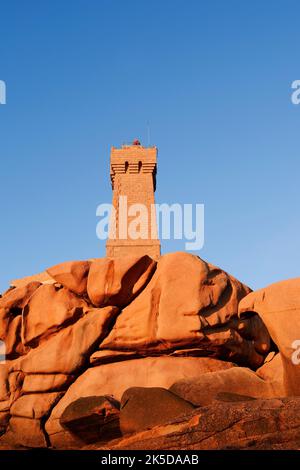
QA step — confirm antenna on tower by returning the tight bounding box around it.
[147,121,151,147]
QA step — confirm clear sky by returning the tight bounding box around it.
[1,0,300,293]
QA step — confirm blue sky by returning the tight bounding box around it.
[0,0,300,292]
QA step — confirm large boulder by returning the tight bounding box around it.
[60,396,121,444]
[100,252,269,368]
[21,284,89,346]
[87,255,156,307]
[47,260,90,296]
[0,282,41,311]
[169,366,284,407]
[5,417,47,448]
[239,278,300,395]
[10,392,63,419]
[0,282,41,341]
[120,387,195,435]
[10,306,119,375]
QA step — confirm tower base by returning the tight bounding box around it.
[106,240,161,260]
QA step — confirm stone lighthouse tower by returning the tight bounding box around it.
[106,140,161,260]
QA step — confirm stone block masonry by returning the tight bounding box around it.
[106,141,161,260]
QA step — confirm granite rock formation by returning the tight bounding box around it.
[0,251,295,449]
[239,278,300,396]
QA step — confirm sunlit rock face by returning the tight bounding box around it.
[0,252,275,449]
